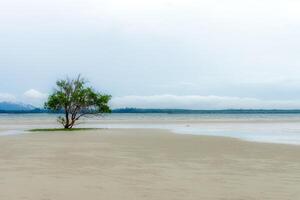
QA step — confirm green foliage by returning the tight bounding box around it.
[44,75,111,129]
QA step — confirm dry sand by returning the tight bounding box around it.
[0,129,300,200]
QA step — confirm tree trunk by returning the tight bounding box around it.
[63,107,74,129]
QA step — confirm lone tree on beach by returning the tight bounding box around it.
[45,75,111,129]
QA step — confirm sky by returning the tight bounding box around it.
[1,0,300,109]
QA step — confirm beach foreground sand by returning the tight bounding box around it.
[0,129,300,200]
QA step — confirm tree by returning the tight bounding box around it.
[45,75,111,129]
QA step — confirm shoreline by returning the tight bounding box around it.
[1,125,300,146]
[2,113,300,146]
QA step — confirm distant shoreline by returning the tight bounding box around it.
[3,108,300,114]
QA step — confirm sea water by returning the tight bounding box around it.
[1,113,300,145]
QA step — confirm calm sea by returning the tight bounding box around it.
[1,113,300,145]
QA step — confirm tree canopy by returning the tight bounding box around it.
[45,75,111,129]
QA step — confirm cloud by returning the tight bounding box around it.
[1,0,300,101]
[110,95,300,109]
[0,93,16,102]
[23,89,48,100]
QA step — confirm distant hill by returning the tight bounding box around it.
[1,103,300,114]
[0,102,36,112]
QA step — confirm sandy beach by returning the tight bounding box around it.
[0,128,300,200]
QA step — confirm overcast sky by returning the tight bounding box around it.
[1,0,300,109]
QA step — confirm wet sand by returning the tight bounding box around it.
[0,129,300,200]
